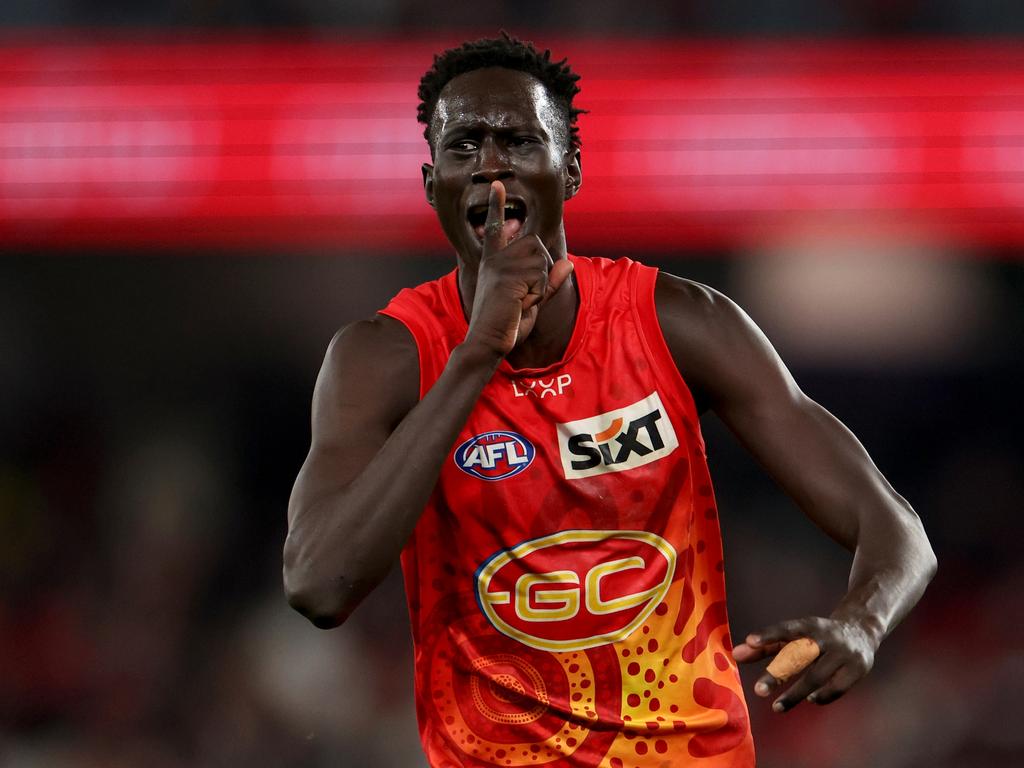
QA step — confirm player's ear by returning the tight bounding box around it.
[422,163,435,208]
[563,149,582,201]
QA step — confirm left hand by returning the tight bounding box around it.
[732,616,879,712]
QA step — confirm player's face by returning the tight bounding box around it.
[423,67,582,262]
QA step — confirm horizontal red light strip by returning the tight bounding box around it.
[0,36,1022,252]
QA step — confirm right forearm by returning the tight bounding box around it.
[284,341,500,623]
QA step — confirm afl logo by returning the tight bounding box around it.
[475,530,677,652]
[455,431,536,481]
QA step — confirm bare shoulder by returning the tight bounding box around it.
[654,271,749,345]
[654,271,796,413]
[314,314,419,439]
[325,313,418,376]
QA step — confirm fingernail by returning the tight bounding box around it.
[772,701,785,713]
[807,693,817,703]
[748,634,762,645]
[755,682,769,696]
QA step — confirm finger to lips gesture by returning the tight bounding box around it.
[472,181,573,353]
[482,179,510,256]
[732,616,878,712]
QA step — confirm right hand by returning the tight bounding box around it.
[465,181,574,357]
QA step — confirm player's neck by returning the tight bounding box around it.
[456,255,579,370]
[506,272,579,370]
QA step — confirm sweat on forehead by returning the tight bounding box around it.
[428,68,569,153]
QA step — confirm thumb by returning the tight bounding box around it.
[542,259,574,304]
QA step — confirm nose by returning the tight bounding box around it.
[471,137,513,184]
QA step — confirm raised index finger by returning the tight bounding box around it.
[483,180,507,256]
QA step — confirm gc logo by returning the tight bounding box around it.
[475,530,677,652]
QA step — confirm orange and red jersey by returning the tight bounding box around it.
[380,255,754,767]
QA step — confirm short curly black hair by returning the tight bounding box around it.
[417,32,585,156]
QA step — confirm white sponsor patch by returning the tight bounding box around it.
[556,392,678,479]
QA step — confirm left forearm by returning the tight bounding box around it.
[662,283,941,708]
[733,496,938,711]
[724,392,938,642]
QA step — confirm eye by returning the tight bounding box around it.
[509,136,538,148]
[447,139,478,152]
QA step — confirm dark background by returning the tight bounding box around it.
[3,3,1023,767]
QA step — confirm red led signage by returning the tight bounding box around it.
[1,37,1022,251]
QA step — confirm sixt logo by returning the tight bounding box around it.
[454,431,535,481]
[475,530,677,652]
[557,392,678,479]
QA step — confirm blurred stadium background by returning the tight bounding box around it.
[2,2,1023,767]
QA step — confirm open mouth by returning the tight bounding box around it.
[467,198,527,243]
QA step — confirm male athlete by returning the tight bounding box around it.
[284,34,936,766]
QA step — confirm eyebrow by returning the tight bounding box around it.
[438,117,551,140]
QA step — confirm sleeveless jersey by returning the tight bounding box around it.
[380,255,754,768]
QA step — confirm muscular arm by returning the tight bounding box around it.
[283,316,500,627]
[655,273,937,709]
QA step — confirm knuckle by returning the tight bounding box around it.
[852,652,873,674]
[839,645,870,668]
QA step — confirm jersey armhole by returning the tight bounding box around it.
[377,306,427,401]
[629,263,707,455]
